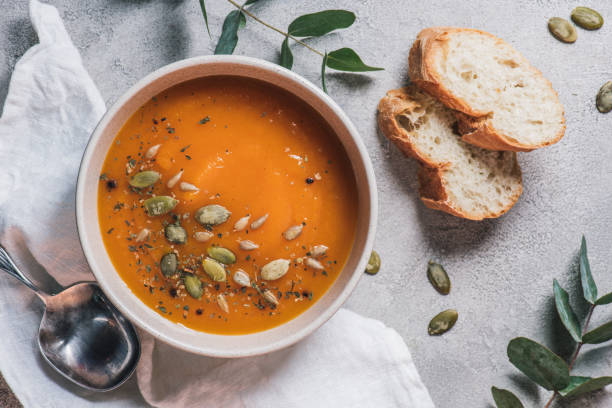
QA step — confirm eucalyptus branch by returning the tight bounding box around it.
[569,304,595,371]
[491,237,612,408]
[225,0,324,57]
[201,0,382,92]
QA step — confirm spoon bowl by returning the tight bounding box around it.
[0,246,140,391]
[39,282,140,391]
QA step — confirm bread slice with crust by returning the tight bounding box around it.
[378,85,522,220]
[409,27,565,152]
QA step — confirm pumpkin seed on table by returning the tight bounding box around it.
[195,204,231,226]
[183,273,203,299]
[202,257,227,281]
[207,246,236,264]
[144,196,178,216]
[160,252,178,277]
[427,261,451,295]
[596,81,612,113]
[129,170,161,188]
[165,223,187,244]
[428,309,458,336]
[365,250,380,275]
[261,259,290,281]
[571,7,604,30]
[548,17,577,43]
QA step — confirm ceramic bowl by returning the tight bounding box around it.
[76,55,377,357]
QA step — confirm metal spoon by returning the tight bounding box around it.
[0,245,140,391]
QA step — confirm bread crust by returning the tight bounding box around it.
[377,86,523,220]
[408,27,566,152]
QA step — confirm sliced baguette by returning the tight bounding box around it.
[378,85,522,220]
[409,27,565,152]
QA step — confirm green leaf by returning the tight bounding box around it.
[559,376,612,397]
[326,48,384,72]
[553,279,582,342]
[244,0,260,4]
[321,52,328,93]
[198,0,211,38]
[580,236,598,304]
[280,37,293,69]
[582,321,612,344]
[214,10,246,55]
[288,10,355,37]
[507,337,570,391]
[596,292,612,305]
[491,386,524,408]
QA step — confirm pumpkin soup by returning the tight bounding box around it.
[97,76,358,334]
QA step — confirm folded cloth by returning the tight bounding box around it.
[0,1,434,407]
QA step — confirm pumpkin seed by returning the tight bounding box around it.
[207,246,236,264]
[261,259,290,280]
[183,273,203,299]
[232,269,251,287]
[548,17,577,43]
[305,257,324,270]
[428,309,458,336]
[262,289,279,306]
[239,240,259,251]
[135,228,150,242]
[194,231,213,242]
[311,245,328,257]
[179,181,199,192]
[195,204,231,226]
[160,252,178,277]
[234,215,250,231]
[596,81,612,113]
[217,294,229,313]
[145,144,161,159]
[167,170,183,188]
[165,223,187,244]
[283,224,303,240]
[427,261,451,295]
[202,257,227,281]
[571,7,603,30]
[365,250,381,275]
[144,196,178,216]
[129,170,161,188]
[250,214,269,230]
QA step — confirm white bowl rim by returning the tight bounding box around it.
[76,55,378,357]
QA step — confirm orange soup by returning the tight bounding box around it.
[97,77,358,334]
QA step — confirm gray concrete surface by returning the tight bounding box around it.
[1,0,612,407]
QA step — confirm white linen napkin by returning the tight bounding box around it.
[0,1,434,407]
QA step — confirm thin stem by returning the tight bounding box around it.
[226,0,325,57]
[544,391,557,408]
[569,304,595,370]
[543,304,596,407]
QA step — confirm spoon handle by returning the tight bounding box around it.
[0,245,44,296]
